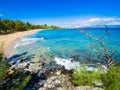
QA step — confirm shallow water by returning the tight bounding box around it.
[12,28,120,69]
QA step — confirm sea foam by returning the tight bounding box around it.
[15,37,44,48]
[55,57,79,70]
[55,57,100,71]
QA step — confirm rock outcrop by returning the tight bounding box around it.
[25,62,74,90]
[8,57,104,90]
[39,71,74,90]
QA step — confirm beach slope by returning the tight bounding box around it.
[0,29,41,58]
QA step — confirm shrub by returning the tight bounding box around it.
[0,44,31,90]
[72,65,101,86]
[11,75,31,90]
[101,66,120,90]
[0,45,8,82]
[72,65,120,90]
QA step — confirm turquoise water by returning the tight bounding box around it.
[13,28,120,63]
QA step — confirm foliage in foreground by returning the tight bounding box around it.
[101,66,120,90]
[0,45,8,82]
[10,74,31,90]
[0,45,31,90]
[77,28,120,89]
[72,65,102,86]
[0,69,31,90]
[72,65,120,90]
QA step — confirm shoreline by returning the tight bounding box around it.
[0,29,42,59]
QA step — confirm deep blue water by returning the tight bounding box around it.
[13,28,120,63]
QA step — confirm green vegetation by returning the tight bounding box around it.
[101,66,120,90]
[10,74,31,90]
[0,69,32,90]
[72,65,120,90]
[20,75,31,89]
[73,28,120,90]
[72,65,102,86]
[0,19,60,34]
[0,44,8,82]
[72,66,120,90]
[0,45,31,90]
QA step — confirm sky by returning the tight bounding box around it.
[0,0,120,27]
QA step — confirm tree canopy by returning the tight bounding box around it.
[0,19,60,34]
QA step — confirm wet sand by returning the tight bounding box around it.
[0,29,42,58]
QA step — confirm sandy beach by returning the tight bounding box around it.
[0,29,41,58]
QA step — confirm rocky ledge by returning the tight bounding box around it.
[7,57,103,90]
[25,62,74,90]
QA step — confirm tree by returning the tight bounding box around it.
[0,21,5,33]
[0,44,8,82]
[79,27,120,69]
[15,20,26,31]
[6,21,15,32]
[0,19,60,34]
[24,22,32,30]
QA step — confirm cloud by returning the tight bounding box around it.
[24,17,120,28]
[64,17,120,28]
[0,14,3,17]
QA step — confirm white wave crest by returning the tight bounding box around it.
[15,37,44,48]
[21,37,44,42]
[55,57,100,71]
[15,41,34,48]
[55,57,79,70]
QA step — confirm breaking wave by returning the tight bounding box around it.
[15,37,44,48]
[55,57,79,70]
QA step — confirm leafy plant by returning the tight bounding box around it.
[11,75,31,90]
[72,64,120,90]
[101,66,120,90]
[0,44,31,90]
[0,44,8,82]
[72,65,102,86]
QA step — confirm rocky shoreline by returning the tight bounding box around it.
[6,55,104,90]
[25,62,74,90]
[6,57,73,89]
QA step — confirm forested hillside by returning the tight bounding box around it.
[0,19,60,34]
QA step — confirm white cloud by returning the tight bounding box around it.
[64,17,120,28]
[24,17,120,28]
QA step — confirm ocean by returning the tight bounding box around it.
[12,28,120,69]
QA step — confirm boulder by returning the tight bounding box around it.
[25,62,74,90]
